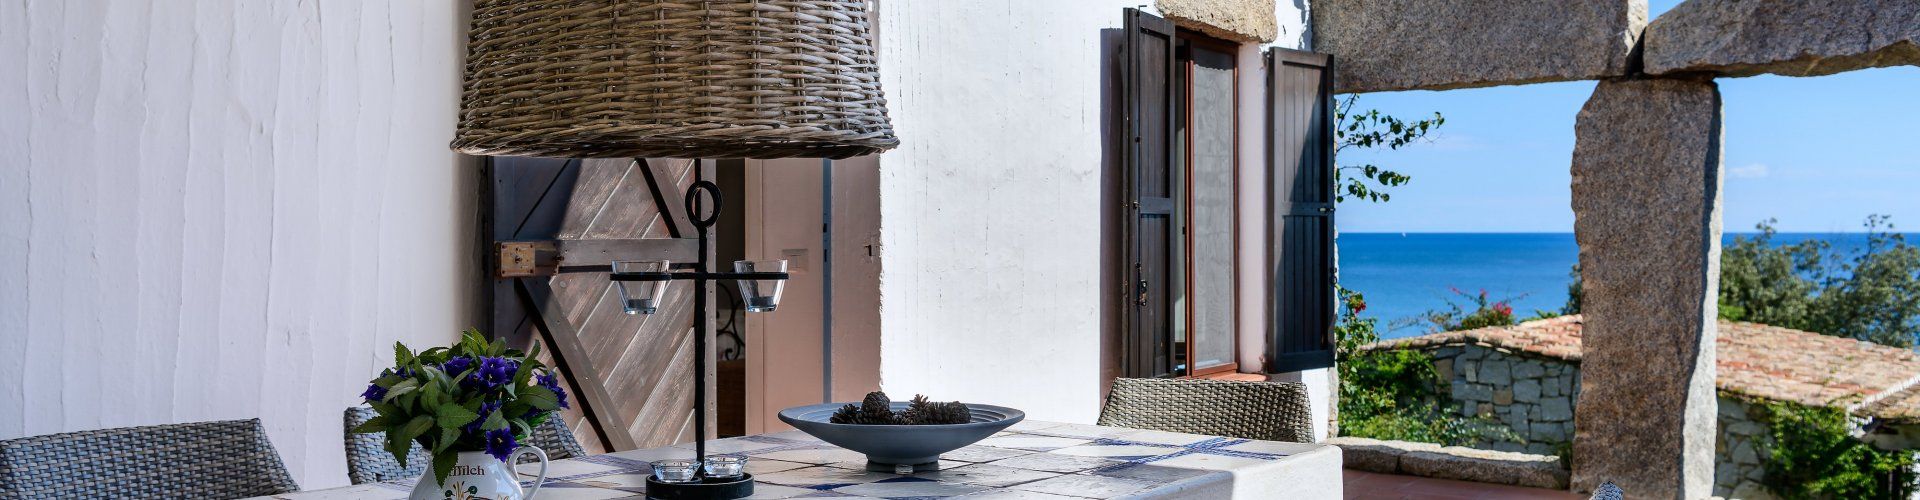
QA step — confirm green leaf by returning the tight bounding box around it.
[436,403,481,429]
[433,450,458,485]
[513,355,538,387]
[482,409,509,431]
[519,385,561,411]
[420,381,445,410]
[503,401,532,422]
[511,419,533,439]
[382,379,420,402]
[393,342,414,367]
[435,426,460,453]
[385,427,413,466]
[372,374,406,388]
[397,415,435,444]
[350,415,393,434]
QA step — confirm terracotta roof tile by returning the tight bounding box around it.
[1364,315,1920,419]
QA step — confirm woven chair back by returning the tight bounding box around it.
[0,419,299,499]
[1097,377,1315,443]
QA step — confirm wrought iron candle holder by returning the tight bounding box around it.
[602,179,788,500]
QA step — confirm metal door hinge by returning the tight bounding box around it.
[497,241,559,278]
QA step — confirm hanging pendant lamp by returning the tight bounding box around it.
[453,0,899,159]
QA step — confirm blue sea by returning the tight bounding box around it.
[1339,232,1908,339]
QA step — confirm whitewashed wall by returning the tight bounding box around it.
[874,0,1323,430]
[0,0,475,488]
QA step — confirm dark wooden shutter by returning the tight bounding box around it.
[1265,48,1337,373]
[1121,8,1177,378]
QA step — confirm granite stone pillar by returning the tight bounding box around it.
[1568,78,1724,498]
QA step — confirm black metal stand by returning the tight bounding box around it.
[643,473,756,499]
[605,174,786,500]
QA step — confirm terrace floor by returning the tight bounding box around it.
[1344,470,1583,499]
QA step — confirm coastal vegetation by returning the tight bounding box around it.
[1559,216,1920,348]
[1333,288,1496,445]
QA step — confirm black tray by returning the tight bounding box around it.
[643,472,754,500]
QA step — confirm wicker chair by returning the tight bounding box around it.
[0,419,299,499]
[343,407,588,485]
[1097,378,1315,443]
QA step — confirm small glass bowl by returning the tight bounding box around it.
[703,456,747,479]
[651,459,700,483]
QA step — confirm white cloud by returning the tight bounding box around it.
[1728,163,1770,179]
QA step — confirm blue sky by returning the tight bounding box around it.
[1336,0,1919,234]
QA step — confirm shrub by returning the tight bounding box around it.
[1335,288,1506,446]
[1745,397,1916,499]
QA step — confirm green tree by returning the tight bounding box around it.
[1334,95,1444,203]
[1562,216,1920,348]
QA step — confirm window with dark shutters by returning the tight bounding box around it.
[1119,9,1336,377]
[1264,48,1337,373]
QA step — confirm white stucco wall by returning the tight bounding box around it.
[0,0,474,488]
[874,0,1323,430]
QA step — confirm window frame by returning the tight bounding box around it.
[1175,29,1242,378]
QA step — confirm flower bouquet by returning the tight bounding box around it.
[352,330,571,494]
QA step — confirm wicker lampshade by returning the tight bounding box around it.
[453,0,899,160]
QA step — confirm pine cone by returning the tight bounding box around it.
[859,391,897,425]
[900,394,936,424]
[929,401,971,425]
[829,403,862,424]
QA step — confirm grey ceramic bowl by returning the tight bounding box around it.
[778,402,1024,468]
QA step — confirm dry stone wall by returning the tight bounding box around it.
[1406,346,1781,498]
[1714,396,1773,500]
[1431,345,1580,456]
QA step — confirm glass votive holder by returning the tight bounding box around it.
[651,459,699,483]
[612,260,671,315]
[733,260,788,312]
[703,456,747,479]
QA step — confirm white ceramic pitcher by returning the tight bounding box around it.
[409,447,549,500]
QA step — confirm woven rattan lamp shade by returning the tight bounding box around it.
[453,0,898,160]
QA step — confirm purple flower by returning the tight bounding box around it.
[483,427,517,463]
[465,401,503,434]
[440,356,474,378]
[537,372,570,410]
[471,356,518,391]
[359,383,387,403]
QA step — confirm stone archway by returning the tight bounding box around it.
[1315,0,1918,496]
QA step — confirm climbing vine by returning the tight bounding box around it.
[1740,396,1917,499]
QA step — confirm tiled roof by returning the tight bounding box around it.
[1858,381,1920,423]
[1368,315,1586,361]
[1366,315,1920,419]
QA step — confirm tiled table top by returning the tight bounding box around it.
[253,420,1340,499]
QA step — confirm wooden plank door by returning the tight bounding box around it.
[483,157,711,452]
